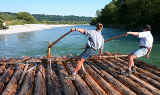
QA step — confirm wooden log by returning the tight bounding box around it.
[56,61,78,95]
[120,57,160,77]
[107,58,160,95]
[87,63,136,95]
[93,59,153,95]
[64,62,94,95]
[18,68,35,95]
[46,63,61,95]
[117,58,160,83]
[136,72,160,90]
[112,58,160,90]
[2,64,24,95]
[84,64,120,95]
[34,65,46,95]
[0,67,14,93]
[121,57,160,72]
[134,60,160,77]
[0,64,6,75]
[18,64,29,85]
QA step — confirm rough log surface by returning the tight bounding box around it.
[0,55,160,95]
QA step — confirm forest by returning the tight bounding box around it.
[91,0,160,40]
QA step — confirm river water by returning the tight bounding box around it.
[0,25,159,67]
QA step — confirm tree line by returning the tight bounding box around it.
[0,12,92,29]
[91,0,160,40]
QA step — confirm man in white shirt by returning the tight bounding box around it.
[125,25,153,76]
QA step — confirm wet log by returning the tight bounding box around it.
[18,69,35,95]
[87,63,136,95]
[84,64,120,95]
[0,67,14,93]
[2,64,24,95]
[94,59,153,95]
[46,63,61,95]
[34,65,46,95]
[56,61,78,95]
[64,62,94,95]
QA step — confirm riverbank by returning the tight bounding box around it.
[0,24,74,35]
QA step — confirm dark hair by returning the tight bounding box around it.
[144,24,151,31]
[96,23,103,30]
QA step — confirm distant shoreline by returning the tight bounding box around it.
[0,24,75,35]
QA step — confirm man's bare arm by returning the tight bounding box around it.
[71,28,86,34]
[127,32,139,37]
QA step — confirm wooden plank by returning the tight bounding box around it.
[0,67,14,93]
[56,61,78,95]
[46,63,61,95]
[84,64,120,95]
[18,68,35,95]
[64,62,94,95]
[2,64,24,95]
[87,63,136,95]
[34,65,46,95]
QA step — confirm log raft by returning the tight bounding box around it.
[0,54,160,95]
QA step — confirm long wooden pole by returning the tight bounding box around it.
[47,30,72,58]
[104,34,126,43]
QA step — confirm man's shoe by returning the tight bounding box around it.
[123,69,132,76]
[131,66,136,73]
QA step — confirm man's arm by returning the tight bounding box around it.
[146,47,152,59]
[126,32,139,37]
[71,28,86,34]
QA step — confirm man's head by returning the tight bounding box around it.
[96,23,103,31]
[144,24,151,31]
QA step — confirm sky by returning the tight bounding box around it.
[0,0,112,17]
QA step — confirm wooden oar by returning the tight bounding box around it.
[104,34,126,43]
[47,30,72,58]
[48,30,72,48]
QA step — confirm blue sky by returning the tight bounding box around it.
[0,0,112,17]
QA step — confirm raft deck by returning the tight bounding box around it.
[0,55,160,95]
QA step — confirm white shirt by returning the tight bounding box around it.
[2,22,6,26]
[85,30,104,50]
[138,31,153,48]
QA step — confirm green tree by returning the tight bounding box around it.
[16,12,38,24]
